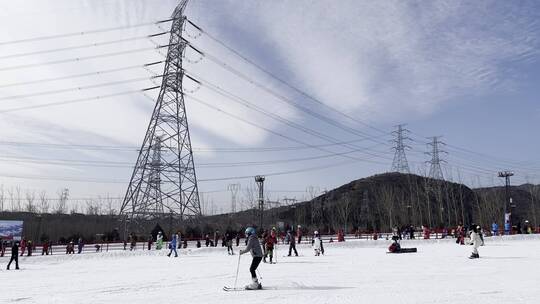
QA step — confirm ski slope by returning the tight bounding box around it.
[1,235,539,304]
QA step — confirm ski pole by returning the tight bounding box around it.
[233,253,241,289]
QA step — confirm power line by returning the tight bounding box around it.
[184,93,390,165]
[0,32,168,60]
[185,72,394,162]
[0,86,159,114]
[0,75,164,102]
[187,43,390,146]
[0,18,175,46]
[0,61,164,88]
[186,19,389,136]
[0,44,173,72]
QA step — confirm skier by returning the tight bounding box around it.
[226,233,234,255]
[7,241,20,270]
[491,222,499,236]
[263,228,277,263]
[20,237,26,256]
[469,225,482,259]
[296,225,303,244]
[504,220,511,235]
[42,241,49,255]
[239,227,263,290]
[156,231,164,250]
[313,231,322,256]
[147,234,153,250]
[27,240,33,256]
[129,234,136,251]
[235,233,240,247]
[77,237,84,254]
[287,230,298,256]
[167,233,178,257]
[0,238,5,257]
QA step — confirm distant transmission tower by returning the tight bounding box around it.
[390,124,411,173]
[426,136,447,180]
[120,0,201,231]
[227,183,240,213]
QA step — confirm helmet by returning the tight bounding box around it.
[314,231,319,235]
[245,227,256,236]
[272,227,276,231]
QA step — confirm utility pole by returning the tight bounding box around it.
[426,136,447,180]
[227,183,240,213]
[498,171,514,228]
[391,124,411,174]
[255,176,265,231]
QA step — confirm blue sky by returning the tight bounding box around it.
[0,0,539,214]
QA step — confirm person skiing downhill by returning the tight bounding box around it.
[239,227,263,290]
[469,225,482,259]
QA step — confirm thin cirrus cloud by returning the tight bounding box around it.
[0,0,538,209]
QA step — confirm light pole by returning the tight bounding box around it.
[498,171,514,230]
[255,176,265,231]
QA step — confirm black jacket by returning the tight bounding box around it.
[11,243,19,256]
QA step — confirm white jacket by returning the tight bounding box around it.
[313,236,321,250]
[470,231,482,249]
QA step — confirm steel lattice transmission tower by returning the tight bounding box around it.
[120,0,201,229]
[390,124,411,173]
[227,183,240,213]
[426,136,447,180]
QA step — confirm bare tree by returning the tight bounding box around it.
[0,184,4,211]
[55,188,69,214]
[25,191,37,213]
[39,191,49,214]
[15,186,22,211]
[85,200,100,215]
[335,194,352,233]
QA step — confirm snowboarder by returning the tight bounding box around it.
[156,231,164,250]
[313,231,322,256]
[469,225,482,259]
[167,234,178,257]
[239,227,263,290]
[7,241,19,270]
[287,230,298,256]
[263,228,277,263]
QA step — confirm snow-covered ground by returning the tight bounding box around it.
[1,235,539,304]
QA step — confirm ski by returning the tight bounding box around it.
[223,286,262,292]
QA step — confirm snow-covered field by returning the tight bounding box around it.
[2,235,539,304]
